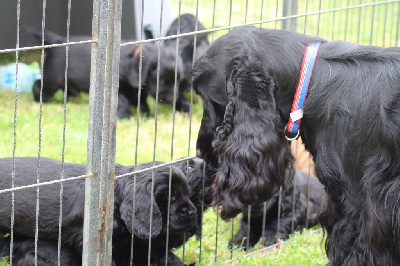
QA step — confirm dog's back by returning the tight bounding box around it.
[0,157,86,247]
[0,236,81,266]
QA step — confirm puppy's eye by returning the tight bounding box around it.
[183,164,194,174]
[169,191,177,201]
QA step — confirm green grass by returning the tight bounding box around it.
[0,90,202,164]
[0,90,327,265]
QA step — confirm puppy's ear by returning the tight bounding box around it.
[126,44,157,87]
[120,179,162,239]
[213,58,294,220]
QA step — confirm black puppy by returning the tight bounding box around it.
[0,158,214,266]
[29,30,183,118]
[0,157,196,265]
[113,157,215,265]
[192,26,400,264]
[229,169,324,250]
[155,14,209,112]
[174,158,215,241]
[0,236,81,266]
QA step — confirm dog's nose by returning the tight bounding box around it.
[180,205,197,218]
[187,208,196,218]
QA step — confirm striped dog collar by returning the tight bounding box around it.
[285,41,321,141]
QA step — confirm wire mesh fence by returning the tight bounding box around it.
[0,0,399,265]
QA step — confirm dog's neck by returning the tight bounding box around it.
[270,44,320,129]
[254,30,324,126]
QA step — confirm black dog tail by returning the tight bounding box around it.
[25,27,66,45]
[0,236,10,258]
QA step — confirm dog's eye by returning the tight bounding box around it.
[184,165,194,173]
[169,190,177,201]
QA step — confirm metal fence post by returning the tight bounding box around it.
[82,0,122,265]
[282,0,298,31]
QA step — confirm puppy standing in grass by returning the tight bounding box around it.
[0,157,197,265]
[193,26,400,264]
[161,14,209,113]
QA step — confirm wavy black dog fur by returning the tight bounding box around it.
[0,157,196,265]
[161,14,209,112]
[175,158,215,239]
[0,236,81,266]
[192,26,400,265]
[114,157,215,265]
[28,29,183,118]
[229,169,324,250]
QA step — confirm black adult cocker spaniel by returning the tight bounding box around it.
[192,26,400,265]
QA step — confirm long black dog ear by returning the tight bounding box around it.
[213,59,294,220]
[120,178,162,239]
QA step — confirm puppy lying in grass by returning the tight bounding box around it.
[0,157,196,265]
[0,157,215,265]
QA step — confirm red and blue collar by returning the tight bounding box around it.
[285,41,321,141]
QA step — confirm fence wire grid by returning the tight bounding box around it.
[0,0,399,265]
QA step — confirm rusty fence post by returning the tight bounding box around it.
[82,0,122,265]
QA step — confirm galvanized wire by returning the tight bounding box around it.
[228,0,234,260]
[9,0,22,263]
[198,162,206,261]
[58,0,72,264]
[382,3,387,46]
[246,206,251,250]
[305,157,312,228]
[34,1,47,263]
[0,174,91,195]
[148,0,166,260]
[0,40,96,54]
[317,0,322,36]
[332,0,337,40]
[209,0,219,262]
[245,0,249,24]
[275,0,280,29]
[344,0,351,40]
[165,0,182,263]
[259,0,265,28]
[291,141,299,233]
[261,201,267,241]
[189,0,201,262]
[130,0,145,263]
[370,0,376,45]
[276,186,283,242]
[357,0,363,43]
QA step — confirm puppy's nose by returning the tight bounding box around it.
[180,205,196,218]
[187,208,196,218]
